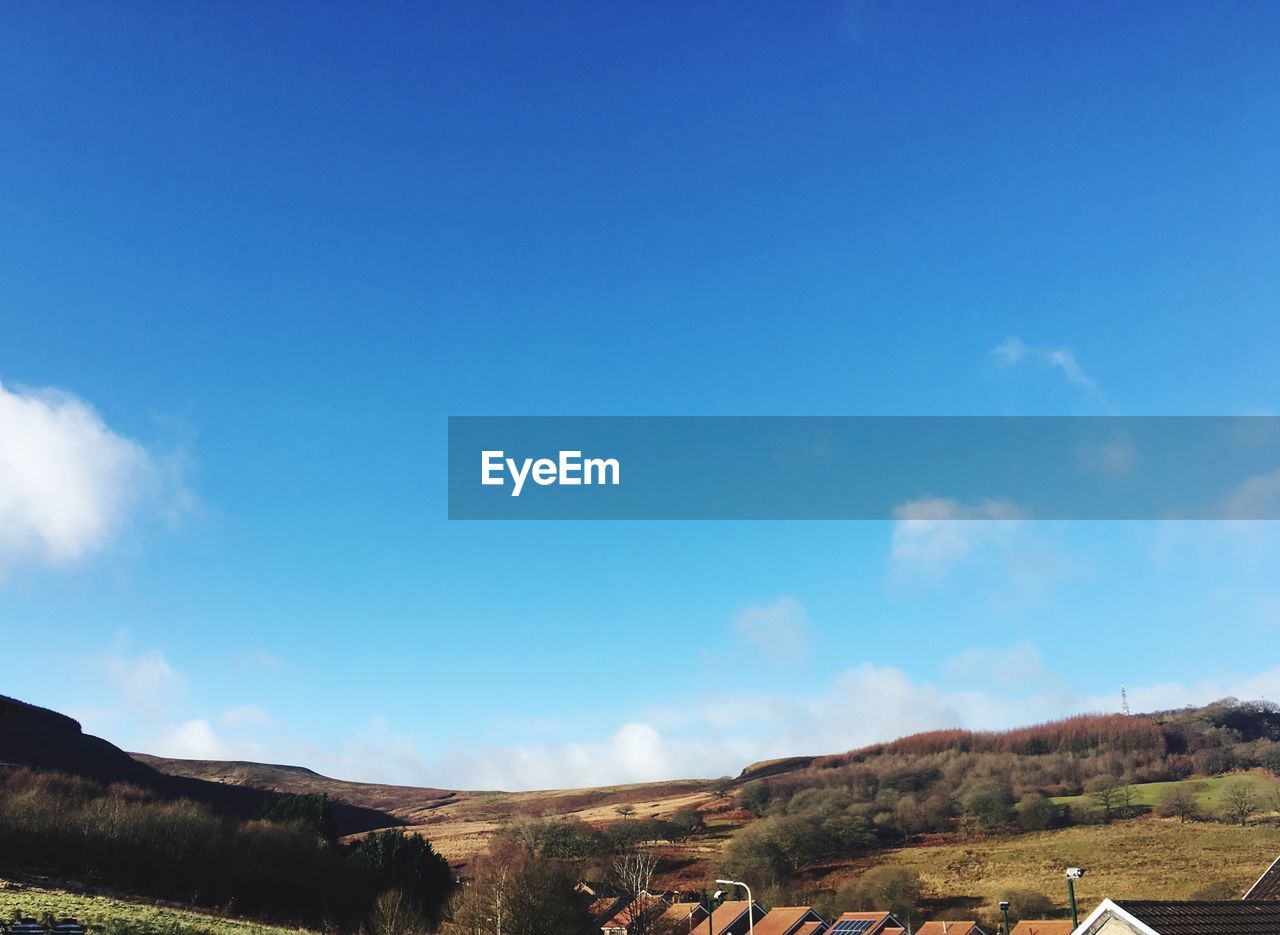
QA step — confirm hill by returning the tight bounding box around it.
[0,694,397,835]
[130,698,1280,865]
[130,754,460,824]
[8,691,1280,929]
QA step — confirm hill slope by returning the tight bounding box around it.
[131,754,461,824]
[0,875,315,935]
[0,695,397,835]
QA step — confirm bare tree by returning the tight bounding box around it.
[1155,785,1198,823]
[613,850,661,935]
[1224,781,1258,826]
[1087,775,1123,822]
[617,804,637,819]
[372,889,429,935]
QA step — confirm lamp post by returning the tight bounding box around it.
[702,890,725,935]
[716,879,754,935]
[1065,868,1086,929]
[999,901,1010,935]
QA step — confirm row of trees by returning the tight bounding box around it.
[0,767,453,931]
[505,810,707,860]
[1154,779,1279,826]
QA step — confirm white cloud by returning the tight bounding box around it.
[1224,466,1280,519]
[733,596,810,662]
[1077,433,1138,478]
[944,643,1049,686]
[0,380,186,575]
[67,640,1280,792]
[991,337,1098,392]
[888,497,1023,578]
[239,649,283,670]
[220,704,273,729]
[155,719,237,760]
[407,658,1280,790]
[102,648,185,709]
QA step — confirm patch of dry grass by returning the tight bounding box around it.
[876,819,1280,913]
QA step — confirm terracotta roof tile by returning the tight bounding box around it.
[1009,921,1073,935]
[750,908,824,935]
[915,921,985,935]
[687,902,764,935]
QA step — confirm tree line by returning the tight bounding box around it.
[0,767,453,932]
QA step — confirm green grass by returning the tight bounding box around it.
[0,878,315,935]
[1050,774,1280,813]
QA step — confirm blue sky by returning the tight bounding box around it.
[2,1,1279,789]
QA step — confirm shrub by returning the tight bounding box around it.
[1015,793,1055,831]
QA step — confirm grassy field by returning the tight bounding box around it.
[399,783,718,860]
[1050,774,1280,813]
[874,819,1280,914]
[0,878,315,935]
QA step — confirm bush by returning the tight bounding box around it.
[958,777,1015,834]
[1015,793,1055,831]
[999,888,1058,923]
[841,867,921,927]
[668,808,706,840]
[1154,784,1200,823]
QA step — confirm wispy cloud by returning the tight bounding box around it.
[0,380,191,576]
[67,636,1280,791]
[1224,466,1280,520]
[239,649,283,670]
[991,336,1100,393]
[733,596,810,662]
[888,497,1023,579]
[101,647,186,710]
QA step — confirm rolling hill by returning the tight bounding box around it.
[0,694,398,835]
[8,691,1280,920]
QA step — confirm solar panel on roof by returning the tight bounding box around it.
[831,920,875,935]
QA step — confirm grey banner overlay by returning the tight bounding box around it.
[448,417,1280,520]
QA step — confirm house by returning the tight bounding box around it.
[750,907,827,935]
[1246,854,1280,900]
[603,893,671,935]
[1009,922,1074,935]
[657,902,711,935]
[686,901,768,935]
[590,897,628,925]
[828,912,907,935]
[914,921,987,935]
[1072,898,1280,935]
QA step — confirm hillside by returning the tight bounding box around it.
[9,691,1280,928]
[0,694,397,835]
[130,754,461,824]
[0,875,315,935]
[877,819,1280,914]
[132,698,1280,866]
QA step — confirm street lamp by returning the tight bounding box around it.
[716,879,754,935]
[701,890,725,935]
[1065,868,1086,928]
[999,900,1010,935]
